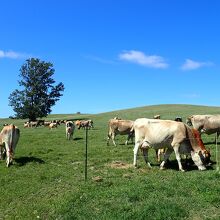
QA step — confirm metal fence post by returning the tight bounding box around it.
[85,126,88,181]
[216,132,219,173]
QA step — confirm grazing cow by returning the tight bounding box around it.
[107,119,134,146]
[44,121,51,127]
[29,121,38,128]
[75,120,93,129]
[49,122,58,129]
[75,120,81,129]
[24,121,30,128]
[156,127,211,164]
[154,115,161,119]
[186,114,220,141]
[65,121,75,140]
[133,118,207,171]
[0,124,20,167]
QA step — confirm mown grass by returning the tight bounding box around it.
[0,104,220,219]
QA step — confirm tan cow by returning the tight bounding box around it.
[133,118,207,171]
[49,122,58,129]
[186,114,220,141]
[107,118,134,146]
[75,120,93,129]
[0,124,20,167]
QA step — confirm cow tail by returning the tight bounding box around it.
[9,124,15,155]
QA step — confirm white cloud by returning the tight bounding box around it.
[0,50,28,59]
[183,93,200,98]
[181,59,213,71]
[119,50,168,69]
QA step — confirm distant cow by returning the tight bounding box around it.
[154,115,161,119]
[75,120,93,129]
[107,118,134,146]
[65,121,75,140]
[0,124,20,167]
[133,118,207,171]
[186,114,220,141]
[174,117,182,122]
[49,122,58,129]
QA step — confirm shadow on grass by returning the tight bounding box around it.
[149,159,214,171]
[204,141,216,145]
[73,137,83,141]
[15,156,45,166]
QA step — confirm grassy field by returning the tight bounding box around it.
[0,104,220,220]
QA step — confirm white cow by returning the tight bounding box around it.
[133,118,207,171]
[65,121,75,140]
[0,124,20,167]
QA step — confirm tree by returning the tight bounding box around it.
[9,58,65,121]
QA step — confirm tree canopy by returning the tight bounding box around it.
[9,58,65,121]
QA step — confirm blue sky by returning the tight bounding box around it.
[0,0,220,118]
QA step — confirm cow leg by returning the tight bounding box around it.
[133,142,140,167]
[107,133,116,146]
[160,148,173,170]
[5,147,11,167]
[111,134,117,146]
[126,133,134,145]
[142,148,152,168]
[215,132,219,143]
[172,144,185,172]
[125,134,131,145]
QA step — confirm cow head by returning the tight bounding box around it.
[75,120,81,129]
[186,116,193,126]
[191,151,206,170]
[199,149,211,165]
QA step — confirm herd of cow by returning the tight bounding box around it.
[0,119,93,167]
[0,114,219,171]
[107,114,220,171]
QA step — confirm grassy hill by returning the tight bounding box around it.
[0,104,220,219]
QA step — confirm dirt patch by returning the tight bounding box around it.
[109,161,132,169]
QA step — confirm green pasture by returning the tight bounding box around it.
[0,104,220,219]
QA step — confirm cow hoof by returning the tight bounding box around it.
[160,166,166,170]
[180,169,185,172]
[147,163,152,169]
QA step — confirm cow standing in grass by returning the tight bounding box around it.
[0,124,20,167]
[66,121,75,140]
[133,118,207,171]
[107,118,134,146]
